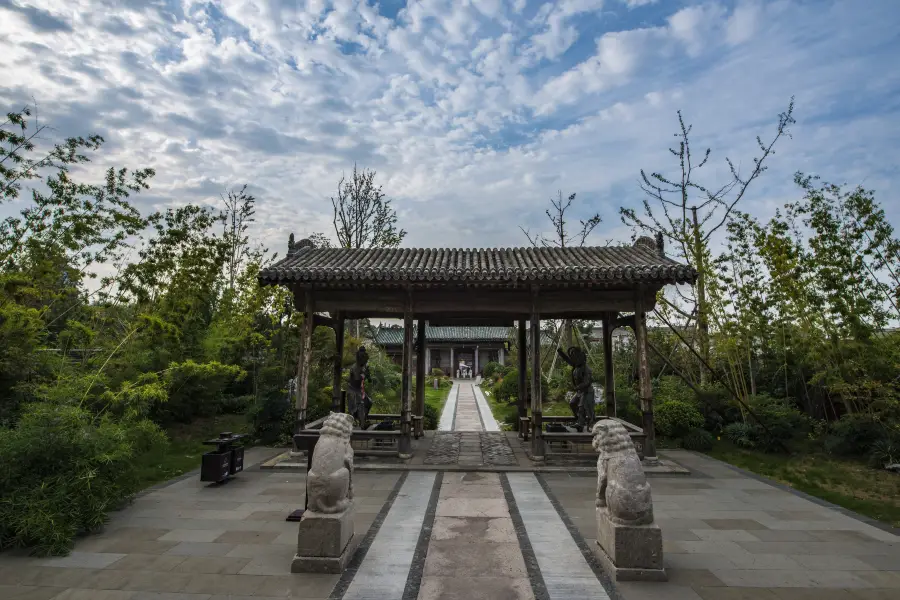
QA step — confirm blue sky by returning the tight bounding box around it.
[1,0,899,256]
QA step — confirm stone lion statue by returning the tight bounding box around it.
[592,419,654,526]
[306,412,354,514]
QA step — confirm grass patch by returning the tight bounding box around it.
[133,414,252,490]
[705,440,900,528]
[481,386,518,430]
[365,380,452,428]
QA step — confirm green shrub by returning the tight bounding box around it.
[614,386,642,427]
[655,376,695,405]
[423,404,439,430]
[482,362,503,378]
[492,368,547,405]
[655,400,703,438]
[249,390,292,445]
[750,395,808,451]
[431,368,444,378]
[157,360,246,423]
[680,427,713,451]
[0,402,165,556]
[724,422,757,448]
[824,413,887,457]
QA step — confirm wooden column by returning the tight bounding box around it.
[399,306,414,457]
[415,319,426,438]
[450,347,454,377]
[602,312,616,418]
[331,312,345,413]
[517,319,527,435]
[530,313,544,460]
[293,290,315,450]
[634,295,657,462]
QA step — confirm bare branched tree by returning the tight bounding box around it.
[520,191,603,249]
[331,164,406,249]
[221,184,256,295]
[620,98,796,382]
[521,190,604,350]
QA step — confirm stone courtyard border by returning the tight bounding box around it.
[329,471,410,600]
[499,472,550,600]
[690,450,900,537]
[534,473,622,600]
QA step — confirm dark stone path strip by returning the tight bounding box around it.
[402,471,444,600]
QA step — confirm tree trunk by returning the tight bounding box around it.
[692,207,710,386]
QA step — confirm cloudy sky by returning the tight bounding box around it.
[2,0,898,257]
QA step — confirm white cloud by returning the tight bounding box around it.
[0,0,898,258]
[726,1,761,45]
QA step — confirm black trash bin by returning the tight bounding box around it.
[200,433,248,483]
[230,445,245,475]
[201,450,231,483]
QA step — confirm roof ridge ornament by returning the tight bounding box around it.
[288,234,315,257]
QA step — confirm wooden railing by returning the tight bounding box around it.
[521,415,646,460]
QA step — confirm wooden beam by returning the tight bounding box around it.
[415,319,426,438]
[331,312,345,413]
[399,300,413,457]
[517,318,527,435]
[295,290,315,440]
[310,287,659,317]
[633,291,657,462]
[530,290,544,460]
[602,312,617,418]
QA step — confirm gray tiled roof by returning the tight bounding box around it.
[258,237,696,286]
[374,326,554,346]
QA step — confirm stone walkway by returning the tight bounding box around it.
[1,445,897,600]
[426,382,516,466]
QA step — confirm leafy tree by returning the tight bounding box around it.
[331,164,406,249]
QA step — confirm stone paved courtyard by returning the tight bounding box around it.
[1,389,897,599]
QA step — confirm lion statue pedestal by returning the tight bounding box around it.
[592,420,667,582]
[292,412,356,574]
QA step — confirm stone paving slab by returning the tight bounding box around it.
[542,450,899,600]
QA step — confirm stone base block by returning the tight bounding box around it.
[291,505,355,573]
[595,507,666,582]
[291,546,354,574]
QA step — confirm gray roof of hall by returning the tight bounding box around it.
[374,325,555,346]
[258,236,696,287]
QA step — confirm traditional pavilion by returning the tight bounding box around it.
[257,235,696,462]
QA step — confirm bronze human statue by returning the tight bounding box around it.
[557,345,594,431]
[347,347,372,428]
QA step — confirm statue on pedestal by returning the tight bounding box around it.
[293,411,356,573]
[591,419,664,581]
[347,346,371,428]
[306,412,355,514]
[557,346,594,431]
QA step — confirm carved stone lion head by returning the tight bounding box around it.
[320,412,354,439]
[591,419,635,457]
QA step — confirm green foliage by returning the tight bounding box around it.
[156,360,246,424]
[0,402,165,555]
[680,427,714,451]
[723,422,758,449]
[655,400,704,438]
[655,376,695,405]
[430,368,444,377]
[423,403,439,430]
[482,362,503,378]
[824,413,892,458]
